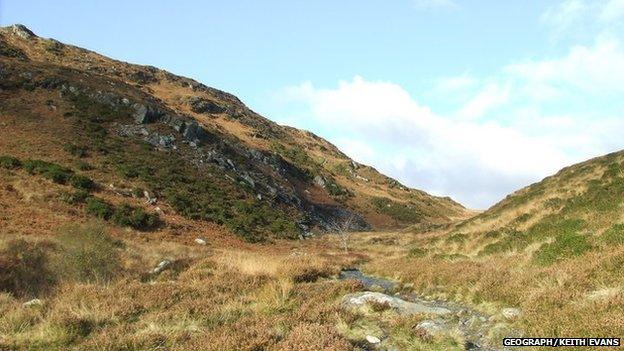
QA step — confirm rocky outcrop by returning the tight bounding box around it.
[9,24,35,40]
[187,96,225,114]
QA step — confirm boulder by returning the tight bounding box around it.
[365,335,381,344]
[132,103,163,124]
[194,238,207,245]
[342,292,451,316]
[183,121,212,144]
[501,307,521,321]
[151,259,171,274]
[313,175,326,188]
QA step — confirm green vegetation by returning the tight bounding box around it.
[23,159,73,184]
[479,218,586,257]
[63,143,88,158]
[111,203,159,230]
[445,232,467,244]
[60,93,302,240]
[600,223,624,246]
[0,224,124,299]
[85,198,157,230]
[85,197,114,220]
[533,231,593,265]
[408,247,427,258]
[59,189,90,204]
[0,155,21,169]
[69,174,95,190]
[372,197,422,223]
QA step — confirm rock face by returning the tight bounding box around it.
[132,103,164,124]
[10,24,35,39]
[188,96,225,114]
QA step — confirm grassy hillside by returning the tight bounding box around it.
[0,24,467,244]
[358,152,624,348]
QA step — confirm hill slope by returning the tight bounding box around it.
[447,150,624,261]
[0,24,467,241]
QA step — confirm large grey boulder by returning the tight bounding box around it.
[342,291,451,316]
[183,121,213,145]
[132,103,163,124]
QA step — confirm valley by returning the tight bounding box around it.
[0,24,623,351]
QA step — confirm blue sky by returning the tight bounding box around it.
[2,0,624,208]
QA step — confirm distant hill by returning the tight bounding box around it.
[0,24,467,242]
[425,149,624,263]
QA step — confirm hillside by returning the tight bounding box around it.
[357,151,624,346]
[0,24,467,242]
[443,150,624,261]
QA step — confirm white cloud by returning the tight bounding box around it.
[542,0,624,35]
[435,73,476,92]
[505,35,624,94]
[541,0,588,34]
[600,0,624,22]
[412,0,458,10]
[276,76,606,208]
[270,0,624,209]
[456,83,509,120]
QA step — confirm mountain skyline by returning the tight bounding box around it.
[3,0,624,208]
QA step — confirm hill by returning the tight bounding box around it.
[358,151,624,345]
[0,24,467,243]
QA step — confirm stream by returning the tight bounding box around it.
[338,268,519,351]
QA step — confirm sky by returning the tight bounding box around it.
[2,0,624,209]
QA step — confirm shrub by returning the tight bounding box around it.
[111,203,159,230]
[23,159,73,184]
[55,224,121,283]
[0,155,21,169]
[69,174,95,191]
[85,198,113,220]
[0,239,56,297]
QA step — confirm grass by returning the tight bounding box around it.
[0,227,370,351]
